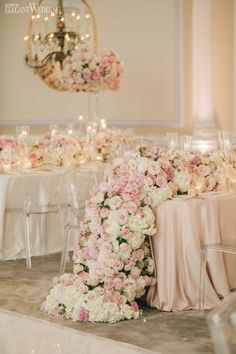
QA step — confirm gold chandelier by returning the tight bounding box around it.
[24,0,97,88]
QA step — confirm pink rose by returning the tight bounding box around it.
[82,68,92,80]
[119,164,129,175]
[155,175,167,187]
[108,196,122,209]
[132,249,145,262]
[77,307,89,322]
[130,301,139,312]
[117,209,129,225]
[130,267,141,279]
[100,208,110,219]
[112,277,123,291]
[166,167,175,181]
[83,246,98,260]
[29,152,38,161]
[143,196,152,205]
[126,201,138,214]
[198,164,211,177]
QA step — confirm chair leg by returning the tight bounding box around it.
[199,245,207,311]
[60,224,71,275]
[24,214,32,268]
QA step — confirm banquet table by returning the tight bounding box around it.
[146,192,236,311]
[0,163,105,261]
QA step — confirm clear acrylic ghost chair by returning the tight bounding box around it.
[22,173,66,268]
[207,292,236,354]
[199,244,236,311]
[59,171,97,275]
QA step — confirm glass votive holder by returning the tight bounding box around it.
[228,176,236,193]
[187,185,196,197]
[194,177,204,196]
[2,161,12,173]
[180,135,192,152]
[99,118,107,130]
[166,132,178,150]
[16,125,30,142]
[66,123,75,136]
[49,125,59,138]
[24,159,32,169]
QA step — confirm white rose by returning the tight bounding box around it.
[173,170,191,193]
[91,191,105,204]
[137,157,149,173]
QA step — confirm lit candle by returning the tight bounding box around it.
[3,162,11,173]
[197,141,210,153]
[87,125,92,142]
[24,160,32,169]
[77,115,85,135]
[66,124,75,135]
[100,118,107,130]
[49,125,58,138]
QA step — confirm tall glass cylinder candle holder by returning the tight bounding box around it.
[77,115,86,136]
[16,125,30,143]
[66,123,75,136]
[49,125,59,138]
[99,118,107,130]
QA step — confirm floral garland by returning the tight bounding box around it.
[0,136,21,164]
[42,146,232,322]
[61,49,123,92]
[45,134,83,166]
[93,128,128,161]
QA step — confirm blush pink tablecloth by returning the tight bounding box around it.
[146,192,236,311]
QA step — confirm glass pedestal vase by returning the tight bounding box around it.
[87,91,99,124]
[86,92,100,159]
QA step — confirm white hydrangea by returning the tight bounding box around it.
[149,185,172,207]
[173,170,191,192]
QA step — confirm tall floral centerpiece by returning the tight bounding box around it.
[61,49,123,123]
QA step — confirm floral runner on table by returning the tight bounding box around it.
[0,128,128,171]
[41,145,236,323]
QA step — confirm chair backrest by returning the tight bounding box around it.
[5,172,63,213]
[207,292,236,354]
[64,171,98,217]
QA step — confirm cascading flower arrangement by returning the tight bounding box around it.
[42,146,232,323]
[61,49,123,92]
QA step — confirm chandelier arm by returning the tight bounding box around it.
[25,50,65,70]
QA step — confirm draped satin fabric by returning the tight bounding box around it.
[146,193,236,311]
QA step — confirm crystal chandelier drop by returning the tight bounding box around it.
[24,0,97,71]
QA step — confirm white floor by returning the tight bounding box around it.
[0,309,157,354]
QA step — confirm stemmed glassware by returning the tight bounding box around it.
[180,135,192,152]
[218,130,232,156]
[165,132,178,149]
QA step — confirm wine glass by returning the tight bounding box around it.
[166,132,178,149]
[180,135,192,152]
